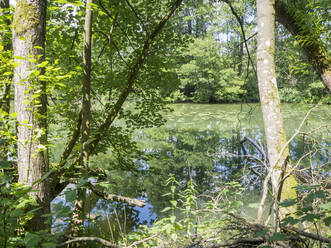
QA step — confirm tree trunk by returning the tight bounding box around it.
[0,0,11,113]
[12,0,50,231]
[256,0,297,231]
[275,0,331,94]
[0,0,11,164]
[237,17,243,76]
[71,0,93,241]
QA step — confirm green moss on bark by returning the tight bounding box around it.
[13,0,39,35]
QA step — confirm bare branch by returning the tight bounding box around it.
[57,237,123,248]
[284,226,331,243]
[221,0,257,77]
[87,182,146,207]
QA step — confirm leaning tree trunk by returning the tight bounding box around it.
[12,0,50,231]
[275,0,331,94]
[256,0,297,231]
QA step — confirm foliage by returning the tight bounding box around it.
[171,36,246,103]
[0,163,58,247]
[281,185,330,230]
[126,177,245,247]
[279,82,331,104]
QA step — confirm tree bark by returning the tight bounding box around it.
[71,0,93,240]
[0,0,11,113]
[12,0,50,231]
[275,0,331,94]
[0,0,11,164]
[256,0,297,230]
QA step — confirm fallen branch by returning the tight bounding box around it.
[127,235,157,247]
[204,237,265,248]
[240,136,268,163]
[57,235,157,248]
[57,237,123,248]
[284,225,331,243]
[87,181,146,207]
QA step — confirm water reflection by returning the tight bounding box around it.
[57,104,331,238]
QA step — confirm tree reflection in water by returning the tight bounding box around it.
[86,120,330,239]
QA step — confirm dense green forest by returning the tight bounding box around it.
[0,0,330,247]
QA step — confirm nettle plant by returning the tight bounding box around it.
[126,177,245,247]
[280,184,330,230]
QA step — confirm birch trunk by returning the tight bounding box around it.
[256,0,297,230]
[12,0,49,231]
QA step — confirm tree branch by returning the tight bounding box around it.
[57,237,123,248]
[284,226,331,243]
[221,0,257,77]
[50,110,82,200]
[87,0,183,155]
[87,182,146,207]
[49,0,182,200]
[124,0,146,31]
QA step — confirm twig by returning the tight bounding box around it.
[275,105,319,175]
[127,234,157,247]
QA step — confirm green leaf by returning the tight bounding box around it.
[300,213,319,222]
[39,61,48,68]
[24,233,41,247]
[323,216,331,227]
[280,198,296,207]
[160,207,172,213]
[32,169,54,186]
[281,216,299,226]
[320,202,331,211]
[170,200,177,207]
[314,190,326,199]
[254,229,269,237]
[269,232,287,242]
[65,189,77,202]
[14,56,26,60]
[0,160,11,169]
[42,243,56,248]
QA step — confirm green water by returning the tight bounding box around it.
[163,103,330,136]
[86,104,329,236]
[54,104,331,238]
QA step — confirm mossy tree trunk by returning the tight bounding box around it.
[256,0,297,231]
[12,0,49,231]
[71,0,93,241]
[275,0,331,94]
[0,0,11,162]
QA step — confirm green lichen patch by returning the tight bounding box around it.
[13,0,39,35]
